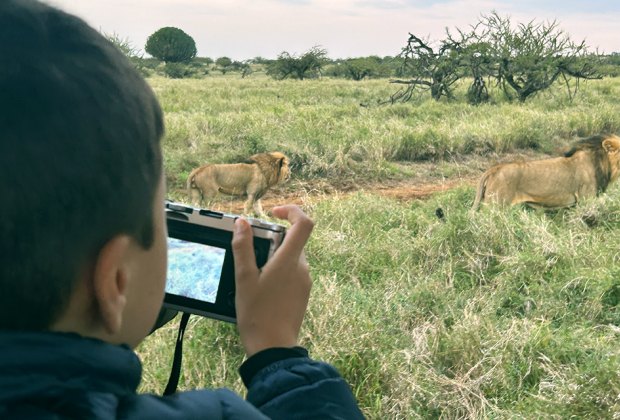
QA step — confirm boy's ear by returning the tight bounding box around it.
[92,235,131,335]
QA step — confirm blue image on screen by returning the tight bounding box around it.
[166,237,226,303]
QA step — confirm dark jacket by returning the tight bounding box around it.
[0,331,364,419]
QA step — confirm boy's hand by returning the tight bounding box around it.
[232,205,314,357]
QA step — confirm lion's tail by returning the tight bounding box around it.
[471,170,490,212]
[186,167,204,204]
[186,167,199,191]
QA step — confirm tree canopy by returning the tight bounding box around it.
[390,12,600,104]
[477,13,599,102]
[145,27,197,63]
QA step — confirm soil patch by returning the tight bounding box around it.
[170,150,551,215]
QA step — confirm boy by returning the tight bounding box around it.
[0,0,364,418]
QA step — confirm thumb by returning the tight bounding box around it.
[231,218,259,284]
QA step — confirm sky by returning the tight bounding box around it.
[45,0,620,60]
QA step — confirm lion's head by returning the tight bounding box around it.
[564,134,620,190]
[247,152,290,187]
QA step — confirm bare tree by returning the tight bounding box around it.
[103,32,147,75]
[388,33,465,102]
[476,12,600,102]
[385,13,601,105]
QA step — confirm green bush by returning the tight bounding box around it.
[163,63,195,79]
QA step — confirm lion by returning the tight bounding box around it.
[471,134,620,211]
[187,152,290,216]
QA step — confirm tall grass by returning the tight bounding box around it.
[140,188,620,418]
[139,75,620,418]
[154,75,620,193]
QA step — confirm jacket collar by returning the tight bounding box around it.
[0,330,142,403]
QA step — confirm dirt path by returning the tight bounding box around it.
[189,176,479,215]
[174,151,551,215]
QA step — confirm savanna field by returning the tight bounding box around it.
[137,74,620,419]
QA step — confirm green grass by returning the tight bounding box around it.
[153,74,620,194]
[138,74,620,418]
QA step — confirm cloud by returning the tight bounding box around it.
[357,0,454,9]
[509,0,620,14]
[275,0,313,4]
[43,0,620,59]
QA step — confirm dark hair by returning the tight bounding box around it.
[0,0,164,330]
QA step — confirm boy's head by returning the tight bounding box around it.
[0,0,167,345]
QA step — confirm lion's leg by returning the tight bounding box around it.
[243,195,255,216]
[243,200,251,215]
[253,199,265,217]
[244,194,264,217]
[189,188,203,208]
[202,198,216,211]
[201,190,220,211]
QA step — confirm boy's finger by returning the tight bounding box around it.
[231,218,258,283]
[270,205,314,262]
